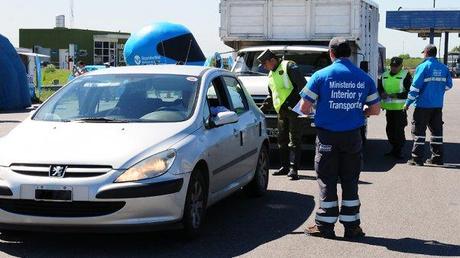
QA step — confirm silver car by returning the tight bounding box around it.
[0,65,269,235]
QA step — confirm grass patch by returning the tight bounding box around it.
[36,87,58,103]
[41,68,71,86]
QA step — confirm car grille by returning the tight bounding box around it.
[0,199,125,217]
[10,164,112,178]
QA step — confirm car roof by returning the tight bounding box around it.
[84,65,211,77]
[85,65,106,69]
[239,45,329,53]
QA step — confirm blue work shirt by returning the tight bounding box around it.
[406,57,453,108]
[300,58,380,132]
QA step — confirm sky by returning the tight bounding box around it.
[1,0,460,58]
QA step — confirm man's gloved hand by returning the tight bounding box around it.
[259,103,268,113]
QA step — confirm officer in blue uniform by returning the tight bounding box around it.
[299,37,381,239]
[404,44,453,166]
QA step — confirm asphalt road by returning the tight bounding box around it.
[0,81,459,257]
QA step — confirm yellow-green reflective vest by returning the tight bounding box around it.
[268,60,294,113]
[381,69,408,110]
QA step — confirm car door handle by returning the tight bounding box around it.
[233,128,239,137]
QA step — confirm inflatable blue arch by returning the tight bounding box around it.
[0,34,31,110]
[124,22,206,66]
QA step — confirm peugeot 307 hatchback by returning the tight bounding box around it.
[0,65,269,236]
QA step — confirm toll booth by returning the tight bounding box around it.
[386,10,460,65]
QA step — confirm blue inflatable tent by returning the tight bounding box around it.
[124,22,206,66]
[0,34,31,110]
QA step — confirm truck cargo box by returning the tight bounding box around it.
[220,0,380,81]
[220,0,379,45]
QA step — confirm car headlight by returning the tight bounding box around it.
[115,149,176,183]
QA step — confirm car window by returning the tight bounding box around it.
[33,74,200,122]
[204,77,234,120]
[232,50,331,77]
[223,77,248,115]
[206,77,231,110]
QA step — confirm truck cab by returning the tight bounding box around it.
[232,45,331,149]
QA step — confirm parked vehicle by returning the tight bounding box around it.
[68,64,108,81]
[220,0,384,149]
[0,65,269,235]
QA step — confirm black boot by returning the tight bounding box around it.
[344,226,365,239]
[426,157,443,165]
[407,158,424,166]
[273,167,289,176]
[287,167,299,180]
[274,147,290,176]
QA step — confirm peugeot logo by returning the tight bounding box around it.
[49,165,67,178]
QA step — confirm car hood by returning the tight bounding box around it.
[0,120,195,169]
[237,76,269,96]
[237,75,312,96]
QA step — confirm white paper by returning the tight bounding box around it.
[291,100,308,117]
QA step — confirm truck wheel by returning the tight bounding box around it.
[244,146,269,197]
[182,169,207,238]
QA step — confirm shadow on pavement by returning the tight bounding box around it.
[341,236,460,256]
[0,107,37,114]
[0,120,22,123]
[363,139,460,171]
[0,190,314,257]
[439,142,460,169]
[362,139,403,173]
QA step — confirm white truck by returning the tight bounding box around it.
[219,0,385,149]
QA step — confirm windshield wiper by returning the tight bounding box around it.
[72,117,129,123]
[235,71,267,76]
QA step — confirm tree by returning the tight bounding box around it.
[398,54,410,59]
[451,45,460,53]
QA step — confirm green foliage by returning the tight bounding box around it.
[42,68,71,86]
[35,87,58,103]
[44,64,56,73]
[451,45,460,53]
[385,57,424,70]
[398,54,411,59]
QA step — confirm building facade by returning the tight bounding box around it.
[20,28,130,68]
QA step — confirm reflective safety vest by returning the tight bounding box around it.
[381,69,408,110]
[268,60,294,113]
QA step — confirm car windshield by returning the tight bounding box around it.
[232,50,331,77]
[33,74,200,123]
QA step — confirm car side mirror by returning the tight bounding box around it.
[211,111,239,127]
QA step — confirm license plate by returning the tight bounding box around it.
[35,186,72,201]
[267,128,279,137]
